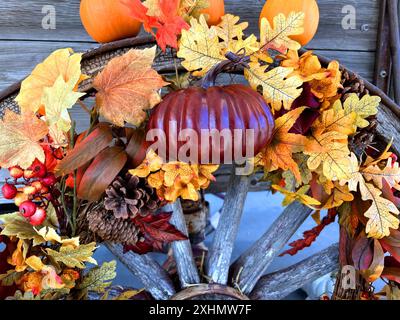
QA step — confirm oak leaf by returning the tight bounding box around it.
[93,47,168,127]
[256,107,307,182]
[179,0,210,21]
[245,63,303,112]
[41,76,85,132]
[322,183,354,209]
[15,48,85,114]
[305,131,352,181]
[0,110,48,169]
[362,183,400,239]
[362,157,400,189]
[310,61,342,100]
[342,93,380,129]
[177,15,225,76]
[259,12,304,53]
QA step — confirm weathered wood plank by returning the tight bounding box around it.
[230,202,312,294]
[0,0,379,51]
[0,40,375,92]
[250,243,339,300]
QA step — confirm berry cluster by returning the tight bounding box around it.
[1,160,58,226]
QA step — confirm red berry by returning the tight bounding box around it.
[1,183,18,199]
[41,173,57,187]
[19,201,37,218]
[25,160,47,179]
[28,208,47,226]
[9,166,24,179]
[31,181,43,192]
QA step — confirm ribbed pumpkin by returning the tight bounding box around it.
[201,0,225,26]
[146,84,275,164]
[259,0,320,46]
[80,0,142,43]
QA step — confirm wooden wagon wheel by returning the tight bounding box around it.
[1,36,399,300]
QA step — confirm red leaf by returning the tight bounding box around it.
[382,256,400,284]
[125,129,147,168]
[352,236,373,271]
[380,229,400,263]
[55,124,113,176]
[77,146,127,201]
[124,0,189,51]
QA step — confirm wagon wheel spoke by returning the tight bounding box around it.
[167,200,201,286]
[250,243,339,300]
[230,201,313,294]
[105,242,176,300]
[206,168,251,284]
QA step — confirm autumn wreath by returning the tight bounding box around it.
[0,0,399,300]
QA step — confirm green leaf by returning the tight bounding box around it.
[0,270,24,286]
[78,261,117,293]
[0,213,45,246]
[45,242,97,269]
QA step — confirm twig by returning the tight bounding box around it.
[77,100,91,115]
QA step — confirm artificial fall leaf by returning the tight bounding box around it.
[77,261,117,293]
[342,93,381,129]
[305,131,352,181]
[162,162,195,186]
[245,64,303,112]
[281,50,327,82]
[338,202,360,237]
[322,183,354,209]
[15,48,85,114]
[282,154,312,190]
[256,107,307,182]
[312,101,357,136]
[179,0,210,21]
[362,183,400,239]
[125,0,189,51]
[41,76,85,132]
[129,149,163,178]
[0,270,23,287]
[7,240,28,272]
[0,110,48,169]
[215,14,259,55]
[259,12,305,53]
[273,185,321,208]
[177,15,225,76]
[45,242,97,269]
[35,226,80,248]
[93,47,168,127]
[362,157,400,189]
[310,61,342,100]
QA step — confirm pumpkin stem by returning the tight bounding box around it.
[201,51,249,89]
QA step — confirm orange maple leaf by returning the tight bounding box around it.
[256,107,307,182]
[93,47,168,127]
[0,110,48,169]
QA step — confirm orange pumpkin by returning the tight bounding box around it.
[259,0,320,46]
[80,0,142,43]
[201,0,225,26]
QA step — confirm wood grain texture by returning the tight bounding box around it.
[0,0,378,51]
[206,170,250,284]
[105,242,176,300]
[250,243,339,300]
[167,200,201,286]
[230,202,313,294]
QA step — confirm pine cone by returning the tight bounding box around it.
[104,173,160,220]
[87,205,140,246]
[340,71,370,102]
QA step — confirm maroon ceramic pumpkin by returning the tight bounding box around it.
[146,84,275,164]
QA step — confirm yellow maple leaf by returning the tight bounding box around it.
[305,131,352,181]
[362,183,399,239]
[177,15,225,76]
[15,48,85,114]
[256,107,307,182]
[245,63,303,112]
[273,184,321,208]
[41,76,85,132]
[342,93,381,129]
[312,100,357,136]
[0,110,48,169]
[35,226,80,249]
[93,47,168,127]
[259,12,304,52]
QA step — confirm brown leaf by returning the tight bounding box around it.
[55,125,113,176]
[93,47,168,127]
[124,128,147,168]
[77,147,127,201]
